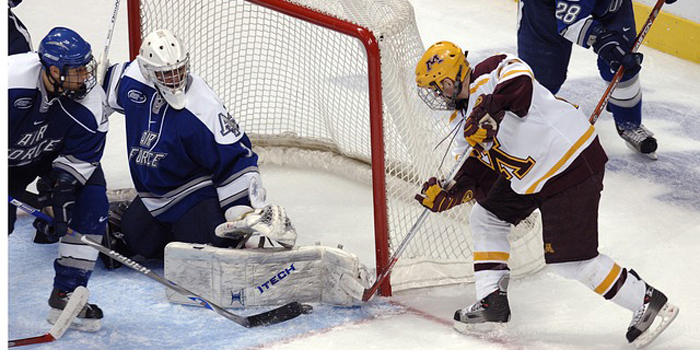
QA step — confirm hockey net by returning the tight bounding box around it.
[128,0,545,295]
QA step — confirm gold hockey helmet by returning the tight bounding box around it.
[415,41,470,110]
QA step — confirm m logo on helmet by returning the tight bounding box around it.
[425,54,444,72]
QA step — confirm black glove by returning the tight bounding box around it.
[665,0,676,4]
[592,27,643,77]
[33,177,59,244]
[33,170,79,241]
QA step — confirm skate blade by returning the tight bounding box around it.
[453,320,508,336]
[48,308,102,332]
[633,302,679,349]
[625,143,658,160]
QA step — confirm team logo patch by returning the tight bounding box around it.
[127,89,147,104]
[425,54,444,72]
[219,112,241,137]
[13,97,34,110]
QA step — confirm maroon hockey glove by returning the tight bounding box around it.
[414,176,475,213]
[463,94,502,149]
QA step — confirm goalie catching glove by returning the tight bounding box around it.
[415,174,475,213]
[215,204,297,248]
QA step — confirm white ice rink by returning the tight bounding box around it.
[7,0,700,349]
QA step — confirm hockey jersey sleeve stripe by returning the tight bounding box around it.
[594,263,622,294]
[525,125,596,194]
[498,69,534,82]
[141,178,215,216]
[473,251,510,262]
[469,77,491,95]
[560,15,597,48]
[52,155,96,185]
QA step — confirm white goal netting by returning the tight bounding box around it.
[133,0,545,292]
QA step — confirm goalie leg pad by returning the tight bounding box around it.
[164,243,366,307]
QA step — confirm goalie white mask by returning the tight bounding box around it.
[137,29,190,110]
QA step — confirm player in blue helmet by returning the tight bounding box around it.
[517,0,678,160]
[9,26,109,332]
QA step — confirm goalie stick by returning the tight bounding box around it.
[8,286,89,348]
[9,196,312,328]
[339,147,473,301]
[589,0,666,125]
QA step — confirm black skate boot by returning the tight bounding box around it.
[453,275,510,334]
[625,271,679,348]
[617,124,658,160]
[48,287,103,332]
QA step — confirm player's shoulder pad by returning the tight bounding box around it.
[8,52,42,90]
[183,73,245,145]
[472,54,508,80]
[495,53,534,81]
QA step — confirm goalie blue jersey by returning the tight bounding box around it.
[104,62,260,223]
[8,52,108,183]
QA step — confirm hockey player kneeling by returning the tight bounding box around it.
[163,205,372,307]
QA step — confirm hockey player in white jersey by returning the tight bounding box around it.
[9,27,108,331]
[414,41,677,348]
[101,29,295,262]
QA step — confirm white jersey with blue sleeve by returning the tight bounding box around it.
[103,61,262,223]
[557,0,624,47]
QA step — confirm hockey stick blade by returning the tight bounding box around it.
[245,302,312,328]
[9,196,311,329]
[8,286,89,347]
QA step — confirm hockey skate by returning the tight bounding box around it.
[48,287,103,332]
[617,124,658,160]
[626,281,679,349]
[453,275,511,334]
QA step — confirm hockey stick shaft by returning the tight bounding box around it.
[589,0,665,124]
[9,196,306,328]
[103,0,120,60]
[360,148,473,301]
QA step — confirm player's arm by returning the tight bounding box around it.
[38,105,108,239]
[463,57,534,150]
[555,0,642,75]
[101,62,131,114]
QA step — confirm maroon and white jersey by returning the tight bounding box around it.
[450,53,606,195]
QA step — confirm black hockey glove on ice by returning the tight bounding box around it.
[592,27,643,77]
[33,169,79,241]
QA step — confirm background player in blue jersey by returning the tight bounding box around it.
[102,29,295,264]
[8,0,32,55]
[8,27,109,331]
[517,0,678,159]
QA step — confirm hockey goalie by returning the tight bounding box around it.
[164,204,373,308]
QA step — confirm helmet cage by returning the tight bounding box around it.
[142,54,190,98]
[417,64,464,110]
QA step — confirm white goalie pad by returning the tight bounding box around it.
[164,242,370,307]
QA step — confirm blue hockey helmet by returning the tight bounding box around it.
[38,27,93,71]
[38,27,96,99]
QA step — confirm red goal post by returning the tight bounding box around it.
[127,0,545,297]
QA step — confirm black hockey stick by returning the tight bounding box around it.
[589,0,666,124]
[9,196,311,328]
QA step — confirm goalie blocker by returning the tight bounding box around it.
[164,243,372,307]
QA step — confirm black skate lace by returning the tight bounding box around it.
[629,304,647,328]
